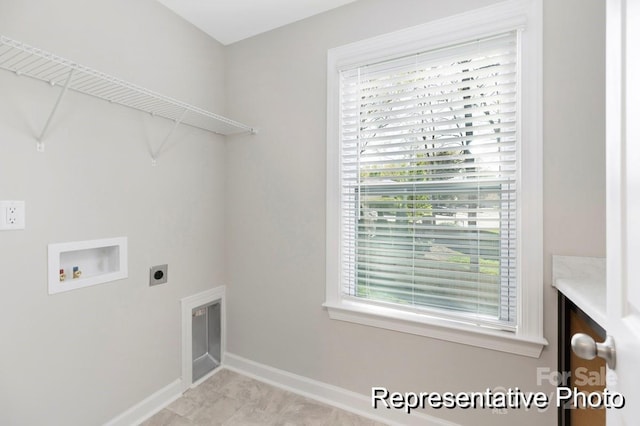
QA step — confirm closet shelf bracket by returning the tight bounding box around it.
[0,35,256,154]
[151,109,188,166]
[37,68,75,152]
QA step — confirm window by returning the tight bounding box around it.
[325,1,546,357]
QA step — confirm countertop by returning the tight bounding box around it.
[552,255,606,328]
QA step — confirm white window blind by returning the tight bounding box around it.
[339,31,518,330]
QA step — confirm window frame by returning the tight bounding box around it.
[325,0,546,357]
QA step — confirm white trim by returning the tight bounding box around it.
[104,379,182,426]
[329,0,530,71]
[324,301,545,358]
[180,286,226,392]
[223,352,459,426]
[515,0,544,343]
[325,0,545,356]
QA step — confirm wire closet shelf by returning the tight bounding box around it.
[0,35,255,139]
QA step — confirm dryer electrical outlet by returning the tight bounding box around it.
[0,201,25,230]
[149,264,168,286]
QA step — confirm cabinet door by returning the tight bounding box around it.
[569,309,606,426]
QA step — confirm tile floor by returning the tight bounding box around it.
[141,369,387,426]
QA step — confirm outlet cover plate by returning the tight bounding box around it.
[0,201,25,230]
[149,264,168,286]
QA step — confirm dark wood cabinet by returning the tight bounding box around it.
[558,293,607,426]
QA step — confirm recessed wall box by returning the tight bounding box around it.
[48,237,128,295]
[192,301,221,382]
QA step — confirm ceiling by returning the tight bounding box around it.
[156,0,357,45]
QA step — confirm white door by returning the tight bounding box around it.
[606,0,640,424]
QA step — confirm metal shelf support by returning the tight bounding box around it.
[151,109,188,166]
[37,69,75,151]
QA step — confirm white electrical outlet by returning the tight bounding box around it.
[0,201,25,230]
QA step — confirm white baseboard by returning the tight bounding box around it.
[104,353,459,426]
[104,379,183,426]
[223,352,458,426]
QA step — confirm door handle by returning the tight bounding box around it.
[571,333,616,369]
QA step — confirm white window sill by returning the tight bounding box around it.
[323,300,547,358]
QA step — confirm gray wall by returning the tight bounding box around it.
[0,0,605,425]
[0,0,227,424]
[543,0,606,264]
[224,1,605,425]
